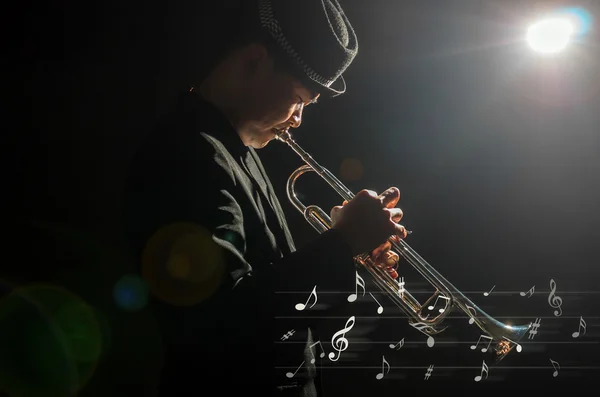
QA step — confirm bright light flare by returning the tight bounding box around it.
[526,18,574,54]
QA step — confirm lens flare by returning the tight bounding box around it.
[527,18,574,54]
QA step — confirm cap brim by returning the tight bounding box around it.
[301,74,346,99]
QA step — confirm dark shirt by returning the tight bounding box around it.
[121,90,355,396]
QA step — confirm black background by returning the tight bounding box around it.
[4,1,600,396]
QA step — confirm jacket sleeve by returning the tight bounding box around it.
[122,128,357,339]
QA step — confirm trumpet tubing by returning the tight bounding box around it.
[276,129,532,365]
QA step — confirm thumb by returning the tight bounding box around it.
[330,205,343,222]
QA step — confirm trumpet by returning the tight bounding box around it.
[275,129,532,364]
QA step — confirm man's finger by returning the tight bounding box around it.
[387,208,403,223]
[378,187,400,209]
[394,224,408,239]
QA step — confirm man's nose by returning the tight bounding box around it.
[289,103,304,128]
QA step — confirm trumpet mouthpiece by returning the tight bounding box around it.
[274,128,292,142]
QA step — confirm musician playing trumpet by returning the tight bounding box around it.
[122,1,407,395]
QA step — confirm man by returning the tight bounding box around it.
[122,0,407,395]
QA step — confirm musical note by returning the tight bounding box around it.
[286,361,305,378]
[368,292,384,314]
[281,329,295,341]
[329,316,355,362]
[483,285,495,296]
[397,276,405,298]
[549,358,560,377]
[466,304,477,325]
[548,279,563,317]
[410,322,436,347]
[528,318,541,339]
[424,364,434,380]
[295,285,318,311]
[389,338,405,350]
[572,316,587,338]
[502,337,523,353]
[470,334,493,353]
[520,285,535,298]
[474,360,489,382]
[308,340,326,363]
[347,271,366,303]
[375,355,391,380]
[427,295,450,313]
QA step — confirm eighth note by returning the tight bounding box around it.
[389,338,405,350]
[286,361,305,378]
[347,271,366,303]
[470,334,493,353]
[572,316,587,338]
[427,295,450,313]
[295,285,318,311]
[368,292,384,314]
[308,340,326,363]
[549,358,560,377]
[466,304,477,325]
[483,285,495,296]
[376,355,391,380]
[520,285,535,298]
[474,360,489,382]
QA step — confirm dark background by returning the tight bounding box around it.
[4,0,600,396]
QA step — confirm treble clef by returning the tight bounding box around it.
[548,279,563,317]
[328,316,355,362]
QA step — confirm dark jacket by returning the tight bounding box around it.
[122,90,355,396]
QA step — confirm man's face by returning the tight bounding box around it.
[238,45,320,148]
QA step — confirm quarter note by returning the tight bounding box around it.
[389,338,405,350]
[474,360,489,382]
[572,316,587,338]
[347,271,366,303]
[483,285,495,296]
[375,355,391,380]
[520,285,535,298]
[470,334,493,352]
[410,322,435,347]
[308,340,326,363]
[286,361,305,378]
[427,295,450,313]
[549,358,560,377]
[295,285,318,311]
[368,292,384,314]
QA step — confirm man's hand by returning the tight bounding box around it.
[330,187,408,279]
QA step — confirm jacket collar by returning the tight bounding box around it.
[179,89,249,158]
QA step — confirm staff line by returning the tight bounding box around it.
[275,341,599,344]
[275,291,600,294]
[275,316,600,319]
[275,366,600,369]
